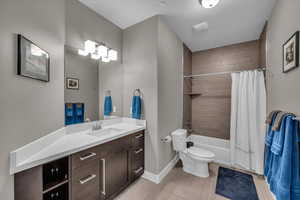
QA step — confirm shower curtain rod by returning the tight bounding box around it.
[184,68,266,79]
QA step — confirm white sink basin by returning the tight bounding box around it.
[90,128,124,137]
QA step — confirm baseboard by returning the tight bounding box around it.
[213,159,230,167]
[142,154,179,184]
[142,171,160,184]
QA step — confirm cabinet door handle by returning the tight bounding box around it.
[135,148,143,154]
[80,152,97,161]
[134,167,144,174]
[101,158,106,196]
[135,134,143,139]
[79,174,96,185]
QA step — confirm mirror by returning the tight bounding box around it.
[64,46,100,124]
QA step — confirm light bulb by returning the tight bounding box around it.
[91,53,101,60]
[200,0,220,8]
[98,45,108,58]
[78,49,88,56]
[102,56,110,63]
[108,49,118,61]
[84,40,96,54]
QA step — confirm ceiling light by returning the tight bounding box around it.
[78,49,89,56]
[84,40,96,54]
[102,56,110,63]
[97,45,108,57]
[108,49,118,61]
[199,0,220,8]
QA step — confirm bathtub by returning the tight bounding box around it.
[187,134,230,165]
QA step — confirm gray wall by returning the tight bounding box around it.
[157,18,183,171]
[66,0,123,118]
[0,0,65,199]
[266,0,300,115]
[65,49,99,121]
[123,16,183,174]
[123,16,159,173]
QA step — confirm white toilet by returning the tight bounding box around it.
[171,129,215,178]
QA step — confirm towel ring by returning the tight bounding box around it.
[133,89,141,96]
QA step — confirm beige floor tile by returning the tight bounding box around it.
[115,164,273,200]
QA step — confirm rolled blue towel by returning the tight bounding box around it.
[131,96,141,119]
[104,96,112,116]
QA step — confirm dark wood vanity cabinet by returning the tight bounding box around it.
[15,130,145,200]
[130,132,145,182]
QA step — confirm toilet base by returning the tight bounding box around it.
[179,152,210,178]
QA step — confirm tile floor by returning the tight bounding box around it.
[115,163,274,200]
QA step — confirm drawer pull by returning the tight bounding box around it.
[80,152,97,161]
[79,174,96,184]
[135,134,143,139]
[134,167,144,174]
[135,148,143,154]
[101,158,106,196]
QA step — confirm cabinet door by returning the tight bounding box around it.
[100,149,130,199]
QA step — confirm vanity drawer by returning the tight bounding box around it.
[131,158,144,181]
[71,160,99,200]
[131,146,144,181]
[131,131,144,148]
[132,147,144,161]
[71,146,99,170]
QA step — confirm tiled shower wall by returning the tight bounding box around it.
[183,44,192,130]
[187,40,262,140]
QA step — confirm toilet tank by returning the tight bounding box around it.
[171,129,187,151]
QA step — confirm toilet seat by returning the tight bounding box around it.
[187,147,215,160]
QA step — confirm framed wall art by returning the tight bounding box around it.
[283,31,299,73]
[66,78,79,90]
[17,34,50,82]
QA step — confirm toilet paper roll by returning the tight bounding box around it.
[161,136,172,143]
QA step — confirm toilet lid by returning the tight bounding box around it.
[188,147,215,158]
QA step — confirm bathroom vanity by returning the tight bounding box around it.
[11,118,146,200]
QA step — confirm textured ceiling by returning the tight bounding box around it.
[79,0,277,52]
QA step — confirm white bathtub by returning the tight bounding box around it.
[187,134,230,165]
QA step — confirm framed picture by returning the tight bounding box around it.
[66,78,79,90]
[17,34,50,82]
[283,31,299,73]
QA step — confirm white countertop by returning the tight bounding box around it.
[10,118,146,175]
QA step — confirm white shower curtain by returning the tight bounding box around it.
[230,70,266,174]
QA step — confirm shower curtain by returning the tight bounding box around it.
[230,70,266,174]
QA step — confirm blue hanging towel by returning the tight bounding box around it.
[264,115,300,200]
[264,112,278,179]
[104,96,112,116]
[131,96,141,119]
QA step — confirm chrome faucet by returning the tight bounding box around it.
[92,122,103,131]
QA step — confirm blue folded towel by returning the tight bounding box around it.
[104,96,112,116]
[131,96,141,119]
